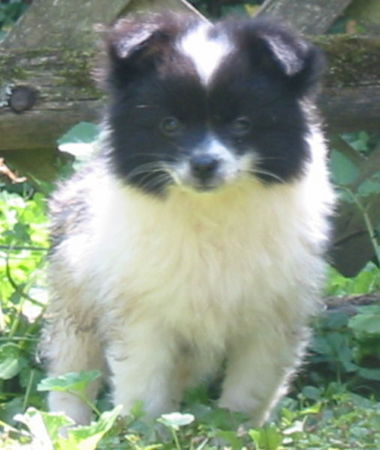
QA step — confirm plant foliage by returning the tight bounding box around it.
[0,0,29,41]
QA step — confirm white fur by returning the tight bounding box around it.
[179,23,232,84]
[44,127,334,425]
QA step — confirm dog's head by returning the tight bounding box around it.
[103,13,325,195]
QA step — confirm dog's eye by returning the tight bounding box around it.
[231,117,251,136]
[160,117,183,136]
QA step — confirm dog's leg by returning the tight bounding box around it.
[106,324,182,418]
[218,326,308,426]
[42,319,105,425]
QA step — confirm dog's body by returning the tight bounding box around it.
[42,13,334,426]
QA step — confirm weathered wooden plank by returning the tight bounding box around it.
[3,0,202,50]
[1,35,379,153]
[257,0,353,34]
[2,0,130,49]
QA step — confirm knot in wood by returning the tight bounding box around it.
[9,86,38,113]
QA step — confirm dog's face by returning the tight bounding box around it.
[105,14,324,194]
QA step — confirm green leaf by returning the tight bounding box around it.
[325,263,380,296]
[63,406,122,450]
[302,386,322,401]
[358,172,380,197]
[129,399,145,419]
[0,343,26,380]
[190,405,248,430]
[217,430,244,450]
[12,222,31,243]
[15,406,121,450]
[298,403,322,416]
[282,420,304,436]
[330,150,359,186]
[57,122,99,168]
[37,370,101,396]
[57,122,99,145]
[15,407,73,448]
[342,131,370,153]
[349,313,380,337]
[357,368,380,381]
[249,425,282,450]
[324,311,349,330]
[0,397,24,425]
[158,412,195,430]
[356,304,380,315]
[311,335,334,356]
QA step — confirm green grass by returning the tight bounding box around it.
[0,186,379,449]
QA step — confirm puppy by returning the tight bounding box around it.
[42,13,335,426]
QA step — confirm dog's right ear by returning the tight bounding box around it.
[100,13,185,90]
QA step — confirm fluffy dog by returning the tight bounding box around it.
[42,12,335,426]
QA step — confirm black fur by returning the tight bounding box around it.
[104,13,325,193]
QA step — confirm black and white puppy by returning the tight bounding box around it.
[42,13,335,426]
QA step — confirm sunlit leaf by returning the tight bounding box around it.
[158,412,195,430]
[63,406,122,450]
[37,370,101,396]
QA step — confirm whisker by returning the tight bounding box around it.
[131,171,159,189]
[164,167,182,187]
[125,161,176,191]
[245,168,285,184]
[138,172,173,192]
[127,162,166,181]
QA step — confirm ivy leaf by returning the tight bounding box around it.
[37,370,101,396]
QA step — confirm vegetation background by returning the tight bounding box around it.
[0,0,379,448]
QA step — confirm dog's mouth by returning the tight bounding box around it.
[187,179,225,192]
[176,167,238,193]
[187,154,227,191]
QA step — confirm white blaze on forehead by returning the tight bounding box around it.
[179,24,232,85]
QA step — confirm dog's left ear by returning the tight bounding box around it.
[267,31,325,98]
[237,19,326,98]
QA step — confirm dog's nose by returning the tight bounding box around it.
[190,154,220,182]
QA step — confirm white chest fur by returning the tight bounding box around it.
[75,153,332,350]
